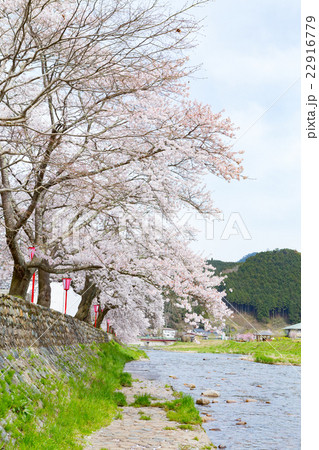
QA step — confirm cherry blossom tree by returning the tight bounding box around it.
[0,0,244,336]
[0,0,203,295]
[43,204,232,336]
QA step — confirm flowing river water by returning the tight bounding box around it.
[125,350,301,450]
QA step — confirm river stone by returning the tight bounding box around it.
[218,445,226,448]
[236,421,247,425]
[169,375,177,379]
[201,390,220,398]
[202,417,214,422]
[245,398,257,402]
[226,400,237,403]
[196,398,210,405]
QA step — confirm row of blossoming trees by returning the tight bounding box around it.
[0,0,243,341]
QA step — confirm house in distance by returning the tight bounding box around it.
[283,323,301,339]
[162,328,177,339]
[254,330,273,342]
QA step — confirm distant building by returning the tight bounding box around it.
[192,328,211,340]
[162,328,176,339]
[254,330,273,342]
[139,328,177,346]
[283,323,301,339]
[193,328,210,336]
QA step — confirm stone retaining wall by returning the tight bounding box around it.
[0,294,108,349]
[0,343,108,445]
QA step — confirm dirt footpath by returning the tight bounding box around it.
[84,379,214,450]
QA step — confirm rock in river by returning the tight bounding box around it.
[196,397,210,405]
[201,390,220,398]
[202,417,215,422]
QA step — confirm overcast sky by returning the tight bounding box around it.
[185,0,300,262]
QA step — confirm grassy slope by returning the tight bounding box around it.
[1,341,144,449]
[166,338,301,365]
[225,312,290,335]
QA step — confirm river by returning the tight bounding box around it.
[126,350,301,450]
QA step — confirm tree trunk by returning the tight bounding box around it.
[9,265,32,299]
[96,305,118,329]
[74,275,99,323]
[37,269,51,308]
[96,307,108,329]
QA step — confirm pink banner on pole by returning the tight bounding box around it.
[28,247,36,303]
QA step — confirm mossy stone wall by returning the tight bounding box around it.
[0,295,108,349]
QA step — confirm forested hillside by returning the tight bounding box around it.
[208,249,301,323]
[206,259,239,274]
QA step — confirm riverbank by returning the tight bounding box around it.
[126,350,301,449]
[0,341,144,448]
[165,338,301,365]
[85,378,214,450]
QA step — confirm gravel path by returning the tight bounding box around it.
[84,379,213,450]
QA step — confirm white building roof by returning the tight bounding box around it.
[255,330,273,336]
[283,323,301,330]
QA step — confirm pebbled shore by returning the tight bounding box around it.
[84,379,214,450]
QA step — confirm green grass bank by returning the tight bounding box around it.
[166,338,301,365]
[0,341,144,449]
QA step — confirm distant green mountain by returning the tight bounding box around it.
[207,249,301,324]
